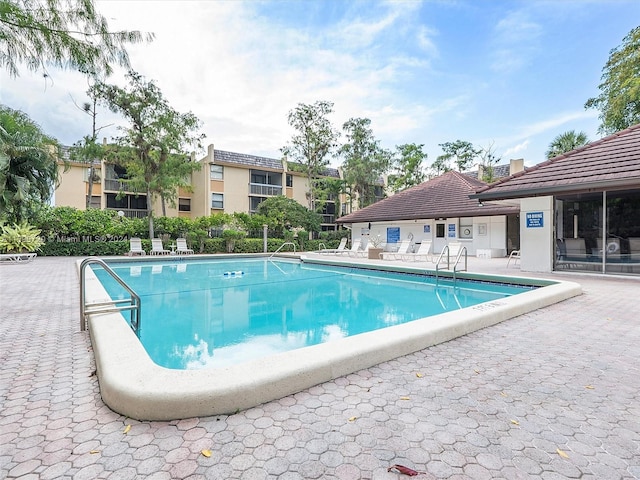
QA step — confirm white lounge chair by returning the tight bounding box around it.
[349,241,371,258]
[338,238,362,256]
[175,238,194,255]
[127,237,146,256]
[402,241,432,262]
[319,237,348,255]
[150,238,171,255]
[380,239,411,260]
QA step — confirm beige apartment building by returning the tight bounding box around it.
[54,144,348,230]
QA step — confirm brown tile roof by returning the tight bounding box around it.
[214,150,283,171]
[474,123,640,200]
[336,171,519,224]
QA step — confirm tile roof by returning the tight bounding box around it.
[336,171,519,224]
[287,162,341,179]
[213,150,283,171]
[213,151,341,178]
[463,163,511,180]
[474,123,640,200]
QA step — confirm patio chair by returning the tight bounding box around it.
[338,238,362,256]
[127,237,146,256]
[319,237,348,255]
[507,249,521,267]
[349,241,371,258]
[175,238,194,255]
[380,239,411,260]
[150,238,171,256]
[402,240,432,262]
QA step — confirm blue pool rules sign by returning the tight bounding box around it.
[526,212,544,228]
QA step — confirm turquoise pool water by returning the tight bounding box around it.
[93,258,534,370]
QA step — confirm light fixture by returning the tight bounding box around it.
[478,201,484,207]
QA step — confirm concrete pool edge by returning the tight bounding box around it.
[81,257,582,420]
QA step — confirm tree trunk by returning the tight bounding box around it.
[147,189,154,238]
[86,164,95,209]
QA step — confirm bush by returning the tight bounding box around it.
[0,222,44,253]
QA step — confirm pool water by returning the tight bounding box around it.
[93,258,534,370]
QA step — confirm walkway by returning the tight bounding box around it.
[0,256,638,479]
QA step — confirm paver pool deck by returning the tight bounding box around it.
[1,255,638,479]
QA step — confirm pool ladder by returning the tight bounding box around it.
[434,246,468,284]
[269,241,297,258]
[80,257,141,335]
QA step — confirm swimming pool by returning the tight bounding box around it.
[82,254,581,420]
[92,258,534,370]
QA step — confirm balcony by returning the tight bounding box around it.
[105,178,130,191]
[249,183,282,196]
[321,214,336,224]
[106,208,147,219]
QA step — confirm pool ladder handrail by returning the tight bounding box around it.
[80,257,141,335]
[269,241,297,258]
[435,245,468,283]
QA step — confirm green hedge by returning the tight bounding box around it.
[37,237,342,256]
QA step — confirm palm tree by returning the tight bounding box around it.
[546,130,589,159]
[0,106,60,223]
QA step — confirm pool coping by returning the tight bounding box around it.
[81,255,582,420]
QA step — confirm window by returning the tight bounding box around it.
[86,195,101,209]
[436,223,445,238]
[250,196,266,212]
[106,193,128,209]
[210,164,223,180]
[286,174,293,187]
[105,193,147,210]
[179,198,191,212]
[459,218,473,239]
[250,170,281,186]
[211,193,224,209]
[84,167,100,183]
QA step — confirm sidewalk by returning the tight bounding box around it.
[1,256,638,479]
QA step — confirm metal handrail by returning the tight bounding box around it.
[435,246,468,282]
[80,257,141,335]
[269,241,297,258]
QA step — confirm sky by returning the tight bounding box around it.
[2,0,640,169]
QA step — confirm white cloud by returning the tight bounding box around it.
[503,139,530,157]
[490,9,543,73]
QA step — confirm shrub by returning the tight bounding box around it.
[0,223,45,253]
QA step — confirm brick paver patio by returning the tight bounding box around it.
[1,256,638,479]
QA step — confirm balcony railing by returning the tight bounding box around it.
[249,183,282,196]
[105,178,130,191]
[106,208,147,219]
[321,214,336,224]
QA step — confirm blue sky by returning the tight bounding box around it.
[1,0,639,169]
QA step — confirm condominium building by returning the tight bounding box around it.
[54,144,358,230]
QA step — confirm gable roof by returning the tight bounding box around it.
[336,171,519,224]
[474,123,640,200]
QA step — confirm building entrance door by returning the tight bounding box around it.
[434,222,447,253]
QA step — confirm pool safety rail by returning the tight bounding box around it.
[269,241,297,258]
[435,245,468,283]
[80,257,141,334]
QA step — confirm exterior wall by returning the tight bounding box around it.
[520,196,554,272]
[465,216,507,257]
[55,162,92,210]
[289,174,310,208]
[221,165,249,213]
[190,164,209,218]
[349,216,509,257]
